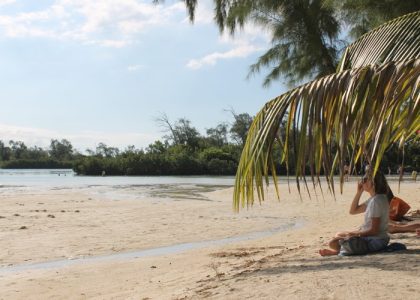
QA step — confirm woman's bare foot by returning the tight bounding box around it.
[319,249,339,256]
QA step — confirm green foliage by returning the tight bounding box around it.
[230,113,253,146]
[157,0,420,88]
[70,115,247,175]
[207,159,237,175]
[2,159,72,169]
[49,139,73,160]
[0,141,12,161]
[248,0,340,87]
[95,142,119,157]
[146,140,167,154]
[205,123,228,147]
[233,12,420,210]
[8,140,28,159]
[72,143,238,176]
[333,0,420,38]
[200,147,234,162]
[0,113,417,177]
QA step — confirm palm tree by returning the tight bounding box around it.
[153,1,419,208]
[156,0,341,87]
[233,11,420,210]
[155,1,420,87]
[216,0,341,87]
[334,0,420,38]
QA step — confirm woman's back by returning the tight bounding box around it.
[361,194,389,238]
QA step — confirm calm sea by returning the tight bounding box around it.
[0,169,235,199]
[1,169,405,199]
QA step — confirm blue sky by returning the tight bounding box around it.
[0,0,286,152]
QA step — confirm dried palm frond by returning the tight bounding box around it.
[234,58,420,210]
[233,11,420,210]
[338,11,420,71]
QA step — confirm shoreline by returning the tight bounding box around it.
[1,181,419,299]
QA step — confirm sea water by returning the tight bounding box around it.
[0,169,235,199]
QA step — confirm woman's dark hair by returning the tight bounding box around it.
[386,185,394,202]
[372,171,389,195]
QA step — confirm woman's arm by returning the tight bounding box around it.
[349,217,381,237]
[349,181,367,215]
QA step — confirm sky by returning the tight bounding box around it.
[0,0,287,152]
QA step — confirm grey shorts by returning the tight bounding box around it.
[339,236,390,256]
[361,236,390,252]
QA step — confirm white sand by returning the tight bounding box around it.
[0,180,419,299]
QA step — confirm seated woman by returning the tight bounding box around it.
[319,171,390,256]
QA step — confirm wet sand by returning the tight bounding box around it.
[0,180,419,299]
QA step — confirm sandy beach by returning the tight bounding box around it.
[1,179,419,299]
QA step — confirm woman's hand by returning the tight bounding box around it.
[357,180,364,194]
[350,182,367,214]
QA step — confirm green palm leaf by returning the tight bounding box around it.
[233,58,420,211]
[337,11,420,71]
[234,11,420,210]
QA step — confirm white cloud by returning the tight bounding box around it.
[127,64,144,72]
[187,44,264,69]
[0,0,15,7]
[180,0,271,69]
[186,23,270,69]
[0,0,270,66]
[0,0,185,47]
[87,39,132,48]
[0,123,157,151]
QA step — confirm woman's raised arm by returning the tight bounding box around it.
[349,181,367,215]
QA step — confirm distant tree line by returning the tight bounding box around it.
[0,112,255,175]
[0,112,418,176]
[72,112,255,175]
[0,139,74,169]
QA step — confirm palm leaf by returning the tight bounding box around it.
[233,58,420,211]
[233,11,420,210]
[337,11,420,71]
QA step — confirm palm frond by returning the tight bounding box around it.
[233,58,420,211]
[337,10,420,71]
